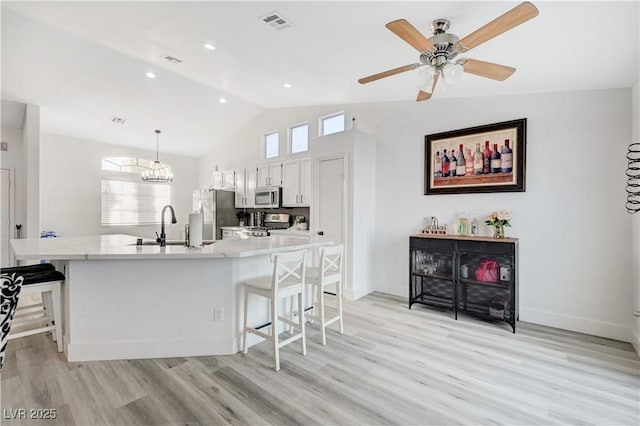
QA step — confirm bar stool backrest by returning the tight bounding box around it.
[270,250,307,293]
[0,273,24,370]
[319,245,344,285]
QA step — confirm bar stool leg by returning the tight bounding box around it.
[271,296,280,371]
[337,281,344,335]
[298,291,306,355]
[51,284,63,352]
[319,284,327,346]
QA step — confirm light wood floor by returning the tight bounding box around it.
[1,292,638,426]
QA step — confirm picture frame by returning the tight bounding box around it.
[424,118,527,195]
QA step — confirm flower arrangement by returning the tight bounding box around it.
[485,211,512,238]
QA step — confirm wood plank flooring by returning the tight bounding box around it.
[1,292,638,425]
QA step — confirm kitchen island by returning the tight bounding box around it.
[11,234,329,362]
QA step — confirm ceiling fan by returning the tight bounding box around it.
[357,2,539,101]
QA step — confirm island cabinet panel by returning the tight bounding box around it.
[409,235,518,332]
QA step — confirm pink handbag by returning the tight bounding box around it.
[475,259,499,283]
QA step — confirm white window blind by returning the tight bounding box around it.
[101,178,170,226]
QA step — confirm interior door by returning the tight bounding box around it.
[1,168,14,266]
[317,157,345,246]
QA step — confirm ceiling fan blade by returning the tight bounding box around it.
[461,59,516,81]
[417,73,439,101]
[386,19,435,52]
[358,64,419,84]
[453,2,539,53]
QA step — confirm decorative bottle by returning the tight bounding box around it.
[473,144,483,175]
[470,212,479,236]
[501,139,513,173]
[456,144,466,176]
[442,149,449,177]
[491,143,501,173]
[449,150,457,177]
[434,151,442,177]
[465,148,474,175]
[482,141,492,174]
[458,211,469,236]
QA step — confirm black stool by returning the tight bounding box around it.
[0,264,65,353]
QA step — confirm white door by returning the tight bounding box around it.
[1,168,14,266]
[317,157,345,246]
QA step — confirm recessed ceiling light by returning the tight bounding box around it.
[203,43,216,51]
[146,72,156,79]
[219,98,227,104]
[282,83,292,89]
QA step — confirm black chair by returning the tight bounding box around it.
[1,273,24,370]
[0,264,65,353]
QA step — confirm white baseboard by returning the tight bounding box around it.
[345,285,373,301]
[520,307,632,343]
[66,337,235,362]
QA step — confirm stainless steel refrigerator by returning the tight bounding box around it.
[193,189,237,240]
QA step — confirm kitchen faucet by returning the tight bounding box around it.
[157,205,177,247]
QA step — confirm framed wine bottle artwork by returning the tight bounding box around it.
[424,118,527,195]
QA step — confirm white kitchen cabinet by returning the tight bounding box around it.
[256,162,282,188]
[212,170,236,190]
[282,157,310,207]
[235,167,257,208]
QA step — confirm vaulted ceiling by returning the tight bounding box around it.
[2,1,638,157]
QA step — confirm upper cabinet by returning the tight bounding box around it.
[282,157,311,207]
[256,161,282,188]
[212,170,236,190]
[235,167,257,208]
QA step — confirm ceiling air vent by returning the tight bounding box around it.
[111,116,127,124]
[259,11,293,31]
[162,54,183,64]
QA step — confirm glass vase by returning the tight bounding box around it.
[493,224,505,239]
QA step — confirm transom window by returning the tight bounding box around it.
[289,122,309,154]
[319,112,345,136]
[264,131,279,159]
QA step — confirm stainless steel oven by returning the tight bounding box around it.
[255,187,281,208]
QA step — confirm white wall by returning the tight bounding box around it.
[373,89,632,342]
[40,133,199,240]
[631,79,640,353]
[200,88,634,342]
[1,127,24,236]
[22,104,40,238]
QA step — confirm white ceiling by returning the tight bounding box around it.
[2,1,638,157]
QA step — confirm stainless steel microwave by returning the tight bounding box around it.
[254,187,281,208]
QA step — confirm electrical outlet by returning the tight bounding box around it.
[213,307,223,321]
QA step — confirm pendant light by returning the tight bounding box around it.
[142,129,173,183]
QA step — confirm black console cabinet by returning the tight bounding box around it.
[409,235,519,332]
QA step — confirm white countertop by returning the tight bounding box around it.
[10,234,329,261]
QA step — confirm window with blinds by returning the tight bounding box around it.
[101,178,171,226]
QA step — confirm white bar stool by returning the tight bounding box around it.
[1,264,65,353]
[242,249,307,371]
[305,244,344,346]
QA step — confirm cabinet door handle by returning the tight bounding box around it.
[634,311,640,318]
[300,194,303,203]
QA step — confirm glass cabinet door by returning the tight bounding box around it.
[457,252,514,321]
[410,248,455,310]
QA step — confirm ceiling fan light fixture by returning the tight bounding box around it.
[141,129,173,183]
[442,62,464,84]
[417,65,436,93]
